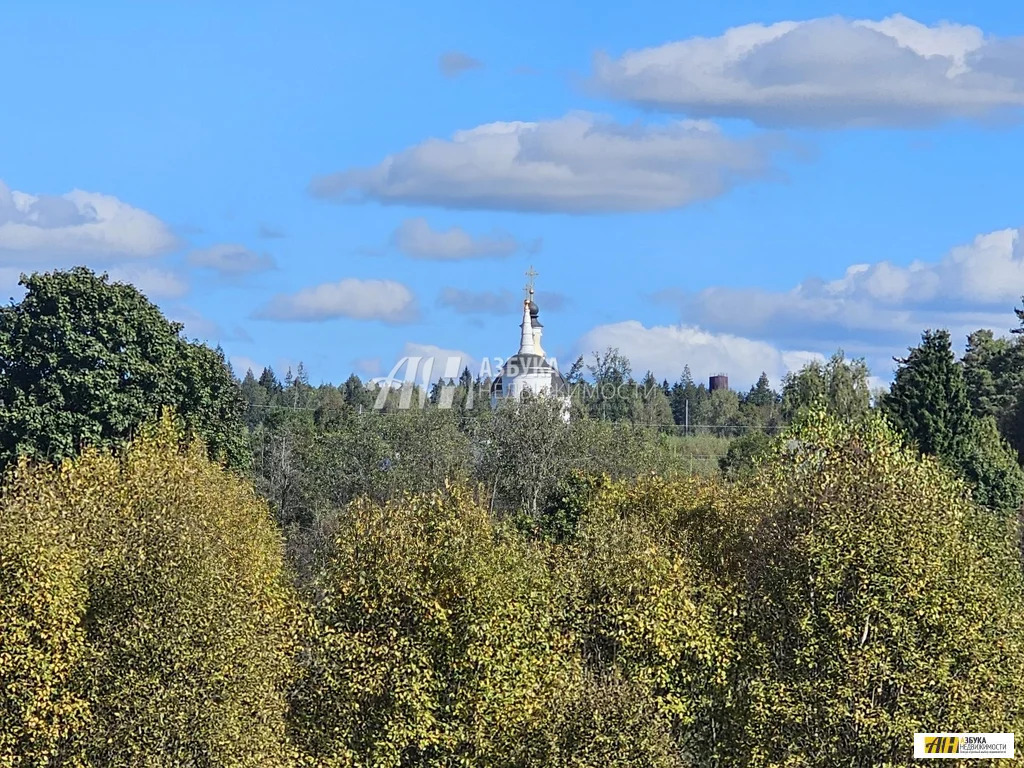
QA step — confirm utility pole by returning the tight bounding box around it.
[685,399,689,437]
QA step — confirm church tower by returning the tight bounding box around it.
[490,267,569,418]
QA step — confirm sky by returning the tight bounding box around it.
[2,0,1024,391]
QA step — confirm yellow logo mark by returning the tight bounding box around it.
[924,736,961,754]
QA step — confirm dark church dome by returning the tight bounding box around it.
[528,299,543,328]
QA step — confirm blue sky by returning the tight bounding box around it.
[2,1,1023,390]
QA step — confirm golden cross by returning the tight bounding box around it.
[524,265,538,299]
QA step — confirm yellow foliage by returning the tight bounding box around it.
[0,479,89,768]
[290,484,577,766]
[0,412,296,767]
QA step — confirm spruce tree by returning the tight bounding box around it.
[886,330,1024,510]
[885,330,972,458]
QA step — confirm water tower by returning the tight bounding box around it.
[709,373,729,392]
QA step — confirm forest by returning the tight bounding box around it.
[4,266,1024,767]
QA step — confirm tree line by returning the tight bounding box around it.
[4,266,1024,766]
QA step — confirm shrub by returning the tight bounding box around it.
[0,477,89,767]
[561,476,738,761]
[0,414,296,767]
[289,485,574,767]
[543,672,683,768]
[718,430,772,481]
[732,410,1024,765]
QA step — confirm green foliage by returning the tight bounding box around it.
[695,389,740,436]
[7,402,1024,766]
[290,485,573,767]
[733,409,1024,765]
[0,414,295,766]
[479,398,692,521]
[886,329,1024,510]
[0,267,248,472]
[781,350,871,421]
[884,330,971,457]
[719,430,772,481]
[962,329,1022,427]
[739,373,782,430]
[668,366,707,430]
[584,347,635,421]
[252,408,472,529]
[663,434,733,477]
[636,370,674,427]
[957,416,1024,511]
[534,470,609,543]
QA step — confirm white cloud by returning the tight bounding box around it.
[591,14,1024,127]
[392,218,530,260]
[577,320,820,389]
[187,243,275,275]
[256,278,418,323]
[439,51,483,78]
[669,227,1024,342]
[824,228,1024,305]
[107,264,189,299]
[0,180,178,260]
[309,113,782,213]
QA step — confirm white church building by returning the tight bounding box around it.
[489,269,570,417]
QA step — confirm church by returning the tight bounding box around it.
[489,268,570,417]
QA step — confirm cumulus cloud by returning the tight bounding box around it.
[664,227,1024,345]
[577,320,820,389]
[106,264,189,300]
[187,243,275,276]
[439,51,483,77]
[391,217,536,260]
[438,286,567,315]
[309,113,782,213]
[649,226,1024,382]
[255,278,418,323]
[591,14,1024,127]
[0,180,178,260]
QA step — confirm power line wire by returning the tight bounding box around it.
[242,403,789,430]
